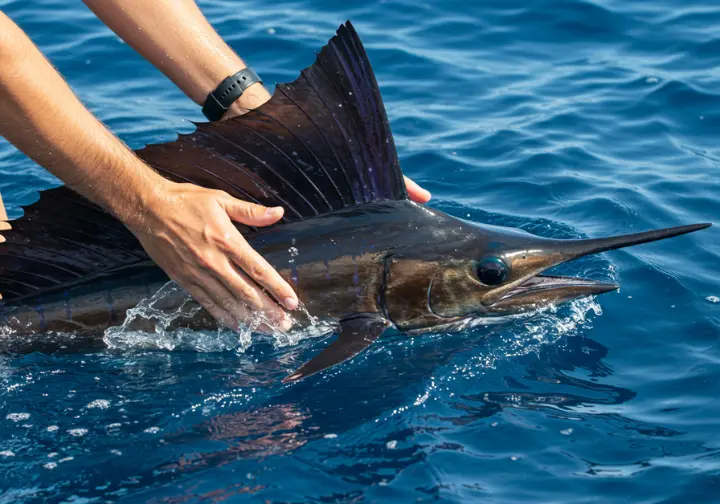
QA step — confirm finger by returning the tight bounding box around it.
[215,259,293,331]
[183,283,242,332]
[404,176,431,204]
[226,239,298,311]
[224,198,284,227]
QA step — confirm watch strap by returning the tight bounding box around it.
[202,67,262,121]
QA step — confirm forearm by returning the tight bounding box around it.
[82,0,270,115]
[0,12,163,226]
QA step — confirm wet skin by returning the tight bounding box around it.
[2,200,708,350]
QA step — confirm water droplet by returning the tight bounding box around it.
[288,246,299,257]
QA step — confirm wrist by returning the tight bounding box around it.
[225,82,271,118]
[104,161,170,232]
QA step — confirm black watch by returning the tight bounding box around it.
[202,67,263,121]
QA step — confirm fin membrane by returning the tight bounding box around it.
[0,21,408,304]
[137,21,407,218]
[283,314,390,383]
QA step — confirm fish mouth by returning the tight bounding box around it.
[488,275,619,313]
[485,222,713,313]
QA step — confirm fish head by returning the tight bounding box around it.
[385,220,711,331]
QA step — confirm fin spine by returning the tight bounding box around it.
[198,127,316,217]
[275,85,350,206]
[234,121,333,212]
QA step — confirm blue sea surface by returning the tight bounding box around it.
[1,0,719,502]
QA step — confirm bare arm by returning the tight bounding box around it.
[82,0,269,117]
[83,0,431,202]
[0,11,296,330]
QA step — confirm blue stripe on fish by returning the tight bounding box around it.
[35,305,46,332]
[105,288,116,323]
[64,290,72,321]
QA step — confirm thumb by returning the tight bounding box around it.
[224,198,285,227]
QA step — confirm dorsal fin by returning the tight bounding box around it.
[138,21,407,219]
[0,21,407,304]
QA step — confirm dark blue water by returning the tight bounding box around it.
[1,0,719,502]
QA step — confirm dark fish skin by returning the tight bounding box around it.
[0,21,711,379]
[3,200,708,352]
[2,201,436,342]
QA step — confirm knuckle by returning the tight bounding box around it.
[221,298,237,312]
[195,294,216,310]
[248,264,267,282]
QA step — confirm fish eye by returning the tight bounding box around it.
[477,257,509,286]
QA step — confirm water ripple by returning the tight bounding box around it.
[0,0,719,501]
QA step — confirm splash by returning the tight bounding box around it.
[386,294,604,422]
[459,294,602,374]
[103,282,333,353]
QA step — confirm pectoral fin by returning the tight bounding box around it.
[283,315,390,383]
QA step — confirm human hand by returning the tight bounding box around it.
[404,176,431,203]
[125,179,297,332]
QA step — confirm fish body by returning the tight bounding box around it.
[2,201,476,336]
[0,23,710,381]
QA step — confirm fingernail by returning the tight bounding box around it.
[283,297,298,310]
[265,207,283,218]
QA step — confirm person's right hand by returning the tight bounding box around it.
[124,179,298,332]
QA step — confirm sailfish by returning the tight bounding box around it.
[0,22,711,382]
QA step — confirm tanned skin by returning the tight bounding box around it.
[0,2,431,332]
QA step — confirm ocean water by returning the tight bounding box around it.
[1,0,719,501]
